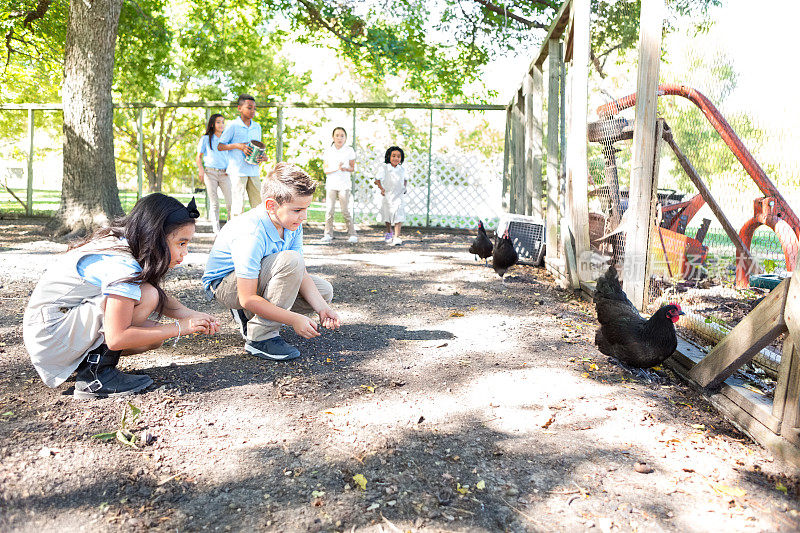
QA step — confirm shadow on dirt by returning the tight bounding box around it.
[4,418,681,532]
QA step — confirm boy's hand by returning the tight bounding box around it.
[256,154,268,163]
[292,314,320,339]
[318,307,341,330]
[241,143,252,155]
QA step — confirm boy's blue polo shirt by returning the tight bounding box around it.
[197,134,228,170]
[219,116,262,177]
[201,204,304,290]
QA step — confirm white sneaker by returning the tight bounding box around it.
[392,236,403,246]
[319,235,333,244]
[347,235,358,243]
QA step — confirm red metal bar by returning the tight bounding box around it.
[597,84,800,238]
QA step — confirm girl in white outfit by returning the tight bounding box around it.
[196,113,232,234]
[23,194,220,399]
[375,146,407,246]
[320,127,358,244]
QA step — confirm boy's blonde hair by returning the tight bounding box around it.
[261,162,317,204]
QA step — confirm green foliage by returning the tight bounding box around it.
[1,0,722,195]
[453,118,504,158]
[91,402,142,448]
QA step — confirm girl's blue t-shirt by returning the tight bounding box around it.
[76,253,142,301]
[197,134,228,170]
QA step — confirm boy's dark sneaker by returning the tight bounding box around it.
[230,309,249,340]
[245,337,301,361]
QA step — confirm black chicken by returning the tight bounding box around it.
[468,220,493,266]
[492,229,518,282]
[594,265,684,368]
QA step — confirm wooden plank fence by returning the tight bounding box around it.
[503,0,800,465]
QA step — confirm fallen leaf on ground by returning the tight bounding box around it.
[712,484,746,498]
[476,480,486,490]
[352,474,367,491]
[449,311,465,317]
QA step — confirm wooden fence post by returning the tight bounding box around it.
[566,0,591,281]
[351,107,357,223]
[509,91,526,214]
[527,66,544,219]
[502,106,512,212]
[622,0,664,309]
[426,108,434,227]
[137,108,144,200]
[524,72,533,216]
[276,106,284,163]
[546,39,562,258]
[26,108,34,216]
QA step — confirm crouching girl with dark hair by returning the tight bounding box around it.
[23,193,220,399]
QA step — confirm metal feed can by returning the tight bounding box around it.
[244,140,266,165]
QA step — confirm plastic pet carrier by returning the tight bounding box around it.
[497,214,546,266]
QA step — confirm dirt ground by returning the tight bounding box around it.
[1,218,800,533]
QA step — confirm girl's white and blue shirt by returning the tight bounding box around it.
[23,237,143,387]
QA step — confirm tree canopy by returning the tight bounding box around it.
[0,0,721,232]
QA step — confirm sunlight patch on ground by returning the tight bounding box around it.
[304,250,473,274]
[306,366,615,457]
[354,313,523,378]
[466,367,609,407]
[0,244,69,280]
[181,251,209,267]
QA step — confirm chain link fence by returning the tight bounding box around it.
[0,103,505,230]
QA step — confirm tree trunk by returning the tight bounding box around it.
[51,0,124,237]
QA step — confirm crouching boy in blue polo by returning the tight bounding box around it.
[202,162,341,360]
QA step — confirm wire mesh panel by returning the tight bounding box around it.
[619,1,800,376]
[352,147,504,230]
[583,0,641,281]
[648,3,799,373]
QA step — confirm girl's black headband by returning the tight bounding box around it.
[165,197,200,226]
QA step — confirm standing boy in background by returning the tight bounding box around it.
[218,94,265,216]
[202,162,341,361]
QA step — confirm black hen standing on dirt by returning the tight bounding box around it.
[469,220,493,266]
[492,229,518,282]
[594,265,684,368]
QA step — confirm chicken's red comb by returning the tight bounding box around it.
[668,302,682,310]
